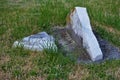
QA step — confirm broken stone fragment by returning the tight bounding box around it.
[66,7,103,61]
[13,32,57,52]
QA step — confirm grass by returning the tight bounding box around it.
[0,0,120,80]
[0,48,74,80]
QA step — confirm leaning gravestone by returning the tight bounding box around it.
[13,32,57,51]
[66,7,103,61]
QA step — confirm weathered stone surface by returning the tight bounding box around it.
[66,7,103,61]
[13,32,57,51]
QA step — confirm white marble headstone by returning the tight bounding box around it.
[67,7,103,61]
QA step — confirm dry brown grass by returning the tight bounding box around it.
[69,64,89,80]
[106,67,120,80]
[93,21,120,36]
[0,0,120,79]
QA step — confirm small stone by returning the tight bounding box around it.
[13,32,57,52]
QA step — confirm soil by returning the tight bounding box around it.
[52,27,120,63]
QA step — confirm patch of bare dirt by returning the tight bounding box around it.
[52,27,91,61]
[52,26,120,63]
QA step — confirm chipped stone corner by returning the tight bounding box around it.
[66,7,76,26]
